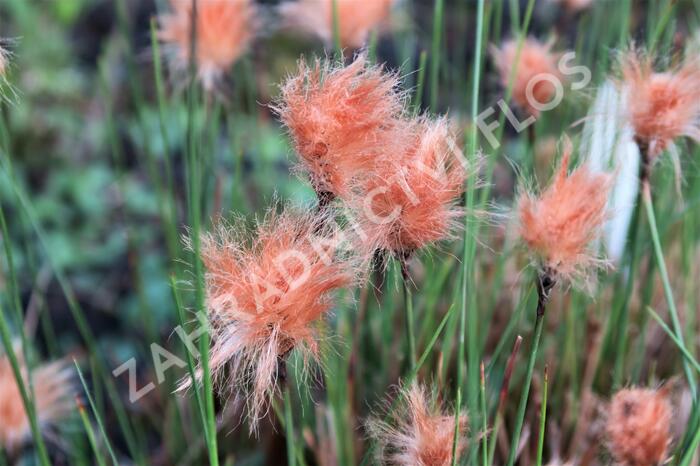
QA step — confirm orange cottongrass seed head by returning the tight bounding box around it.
[0,354,74,452]
[196,207,357,428]
[369,384,468,466]
[159,0,255,89]
[619,50,700,159]
[491,38,564,117]
[275,55,405,200]
[606,387,672,466]
[280,0,394,50]
[518,142,611,284]
[353,117,468,257]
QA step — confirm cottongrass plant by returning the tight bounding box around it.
[0,351,74,454]
[368,383,469,466]
[279,0,395,51]
[506,140,612,466]
[188,206,359,431]
[158,0,256,90]
[490,37,565,118]
[619,49,700,171]
[351,116,468,263]
[275,54,406,205]
[606,387,673,466]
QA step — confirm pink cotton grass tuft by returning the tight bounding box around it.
[188,207,358,430]
[0,351,74,452]
[606,387,672,466]
[491,38,564,117]
[618,50,700,161]
[351,117,469,260]
[279,0,395,50]
[368,383,469,466]
[274,54,406,202]
[518,140,612,286]
[158,0,256,90]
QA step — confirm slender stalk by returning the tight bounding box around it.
[331,0,342,60]
[429,0,444,110]
[185,1,219,464]
[480,362,488,466]
[454,0,485,463]
[284,385,296,466]
[74,361,119,466]
[400,256,416,372]
[488,336,524,465]
[506,272,555,466]
[642,180,697,397]
[0,304,51,466]
[536,366,549,466]
[647,307,700,374]
[413,51,428,114]
[76,398,107,466]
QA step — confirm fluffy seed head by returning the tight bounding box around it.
[619,50,700,158]
[0,353,74,452]
[368,384,468,466]
[275,54,405,200]
[280,0,394,50]
[195,207,356,429]
[158,0,255,89]
[518,141,611,284]
[491,38,564,117]
[606,387,672,466]
[352,117,468,257]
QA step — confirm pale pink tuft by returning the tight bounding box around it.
[518,142,611,284]
[275,54,405,200]
[606,387,672,466]
[279,0,395,50]
[194,207,357,430]
[368,384,469,466]
[619,50,700,159]
[159,0,255,89]
[0,352,74,452]
[352,117,468,257]
[491,38,564,117]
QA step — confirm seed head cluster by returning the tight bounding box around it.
[159,0,256,89]
[368,384,469,466]
[606,387,672,466]
[619,50,700,159]
[518,143,611,285]
[0,353,74,452]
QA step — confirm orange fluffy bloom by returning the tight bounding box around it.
[491,38,564,117]
[368,384,468,466]
[352,117,468,257]
[0,353,74,452]
[619,51,700,159]
[606,387,672,466]
[195,207,356,429]
[518,142,611,284]
[280,0,394,50]
[275,55,405,200]
[159,0,255,89]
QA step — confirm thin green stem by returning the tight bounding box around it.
[430,0,444,110]
[74,361,119,466]
[401,264,416,371]
[536,366,549,466]
[642,182,697,397]
[284,385,296,466]
[480,362,488,466]
[506,273,553,466]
